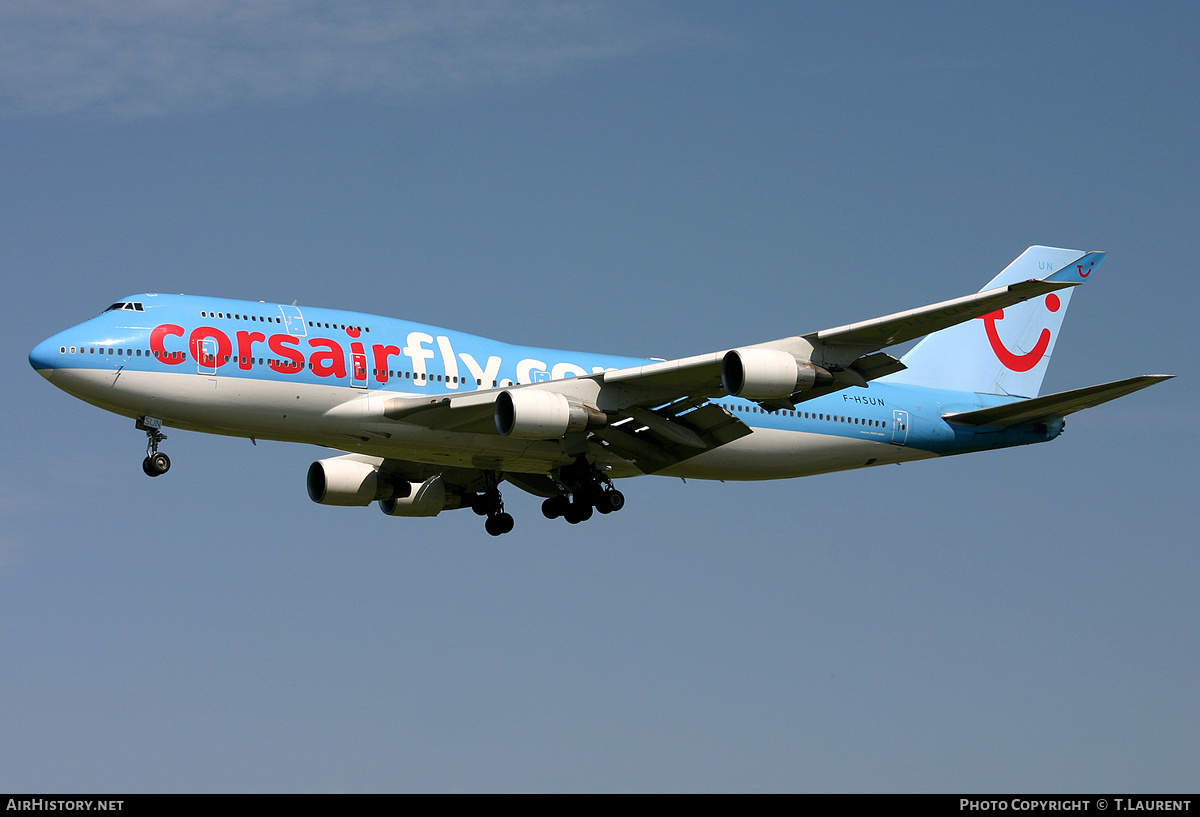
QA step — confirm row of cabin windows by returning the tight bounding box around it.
[65,346,201,361]
[201,310,283,324]
[61,345,484,379]
[373,369,486,385]
[66,345,155,357]
[197,311,370,334]
[311,321,369,332]
[719,401,887,428]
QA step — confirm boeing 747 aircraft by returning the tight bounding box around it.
[29,246,1171,535]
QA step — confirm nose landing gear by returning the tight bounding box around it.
[137,416,170,477]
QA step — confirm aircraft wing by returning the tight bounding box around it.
[350,253,1096,472]
[373,387,753,474]
[806,267,1089,352]
[596,253,1098,403]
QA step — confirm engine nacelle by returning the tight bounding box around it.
[494,389,607,439]
[306,457,408,506]
[721,348,833,399]
[378,475,463,517]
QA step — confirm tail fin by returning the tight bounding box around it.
[885,246,1105,397]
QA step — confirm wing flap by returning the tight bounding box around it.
[593,402,751,474]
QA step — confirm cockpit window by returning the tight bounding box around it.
[103,302,145,313]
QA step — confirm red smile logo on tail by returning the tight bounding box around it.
[981,293,1061,372]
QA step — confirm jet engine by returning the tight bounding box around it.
[494,389,607,439]
[378,475,464,517]
[721,348,833,399]
[306,457,409,506]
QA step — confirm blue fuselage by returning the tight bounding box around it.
[29,293,1058,480]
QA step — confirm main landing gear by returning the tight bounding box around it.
[137,416,171,477]
[541,459,625,525]
[465,461,625,535]
[470,482,515,537]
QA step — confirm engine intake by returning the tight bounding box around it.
[721,348,833,399]
[495,390,607,439]
[306,457,408,506]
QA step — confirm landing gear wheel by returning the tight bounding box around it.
[497,512,514,534]
[542,496,569,520]
[595,489,624,514]
[142,452,170,477]
[485,512,515,536]
[565,500,594,524]
[150,452,170,474]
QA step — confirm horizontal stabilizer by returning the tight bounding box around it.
[943,375,1174,428]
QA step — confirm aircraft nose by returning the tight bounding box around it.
[29,336,64,380]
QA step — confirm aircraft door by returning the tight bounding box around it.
[350,349,368,388]
[278,304,307,336]
[195,338,218,375]
[891,410,910,445]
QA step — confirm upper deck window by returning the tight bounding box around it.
[103,302,145,313]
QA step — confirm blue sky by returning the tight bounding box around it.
[2,1,1196,792]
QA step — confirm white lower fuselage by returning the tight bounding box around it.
[41,366,938,481]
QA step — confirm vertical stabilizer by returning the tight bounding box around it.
[884,246,1104,397]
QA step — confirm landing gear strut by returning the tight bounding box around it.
[471,476,514,536]
[542,459,625,525]
[137,416,170,477]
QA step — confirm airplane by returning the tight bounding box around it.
[28,246,1172,536]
